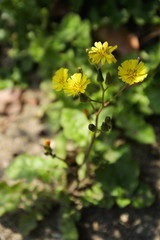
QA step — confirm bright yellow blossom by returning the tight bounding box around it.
[52,68,68,91]
[88,41,117,66]
[64,73,90,96]
[118,59,148,85]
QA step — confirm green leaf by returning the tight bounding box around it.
[54,132,67,159]
[96,154,139,197]
[18,211,39,235]
[46,100,64,132]
[6,154,67,184]
[81,183,104,206]
[0,79,14,89]
[99,196,115,209]
[94,130,129,164]
[78,163,87,181]
[61,108,90,146]
[29,38,45,62]
[54,13,91,47]
[116,198,131,208]
[60,206,79,240]
[145,72,160,114]
[131,182,155,208]
[0,181,22,216]
[146,87,160,114]
[116,112,156,144]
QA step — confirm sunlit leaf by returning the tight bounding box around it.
[116,197,131,208]
[116,112,156,144]
[0,181,22,216]
[6,154,67,184]
[61,108,90,146]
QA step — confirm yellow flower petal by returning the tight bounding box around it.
[118,59,147,85]
[88,41,117,66]
[52,68,68,91]
[64,73,90,96]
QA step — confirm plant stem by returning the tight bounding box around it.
[88,97,102,104]
[104,84,128,107]
[83,132,96,165]
[88,101,96,112]
[83,82,106,166]
[83,83,128,168]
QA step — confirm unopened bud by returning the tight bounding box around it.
[97,69,104,82]
[101,117,112,132]
[105,116,111,124]
[101,122,110,132]
[77,67,83,74]
[88,124,97,132]
[105,72,112,85]
[79,93,88,102]
[44,139,51,147]
[44,139,53,155]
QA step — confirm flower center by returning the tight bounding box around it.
[99,47,109,56]
[127,69,138,78]
[73,81,82,92]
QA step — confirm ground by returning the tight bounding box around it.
[0,88,160,240]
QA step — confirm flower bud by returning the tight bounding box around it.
[88,123,97,132]
[101,117,112,132]
[101,122,110,132]
[97,69,104,82]
[105,116,111,124]
[77,67,83,74]
[44,139,51,147]
[105,72,112,85]
[79,93,88,102]
[44,139,53,155]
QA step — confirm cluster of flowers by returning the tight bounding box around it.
[52,41,148,96]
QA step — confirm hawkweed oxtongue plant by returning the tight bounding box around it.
[52,41,148,175]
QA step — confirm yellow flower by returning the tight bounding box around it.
[118,59,148,85]
[64,73,90,96]
[88,41,117,66]
[52,68,68,91]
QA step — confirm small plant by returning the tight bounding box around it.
[51,41,148,175]
[1,41,155,239]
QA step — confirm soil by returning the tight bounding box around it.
[0,88,160,240]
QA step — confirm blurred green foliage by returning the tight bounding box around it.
[69,0,160,26]
[0,0,91,88]
[0,0,160,238]
[1,0,160,88]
